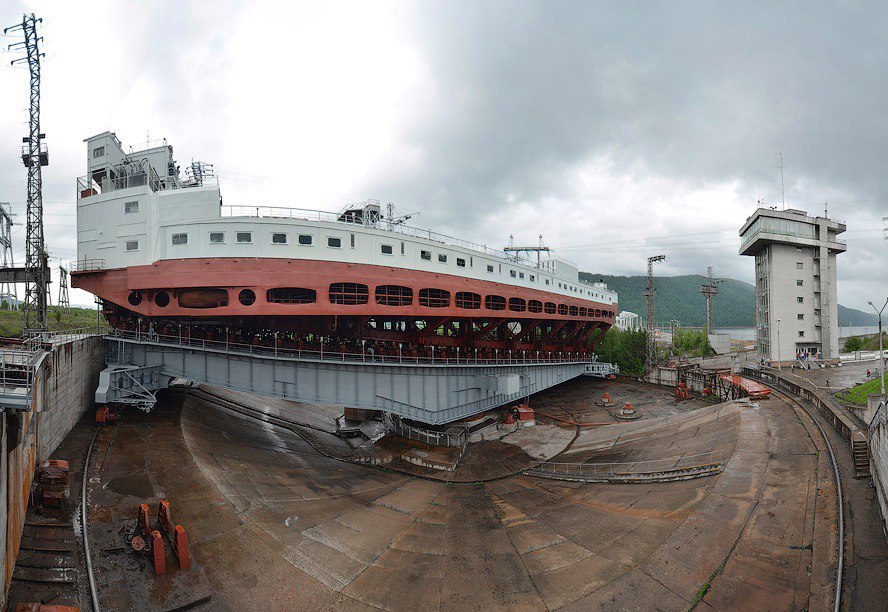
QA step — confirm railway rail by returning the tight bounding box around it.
[766,386,845,612]
[82,427,102,612]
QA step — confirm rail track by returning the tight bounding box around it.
[82,426,102,612]
[767,386,845,612]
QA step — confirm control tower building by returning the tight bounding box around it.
[739,208,846,365]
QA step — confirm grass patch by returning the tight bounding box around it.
[835,373,888,406]
[0,306,109,338]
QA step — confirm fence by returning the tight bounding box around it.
[106,328,599,368]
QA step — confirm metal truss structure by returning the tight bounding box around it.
[98,333,614,424]
[5,13,50,332]
[0,203,17,309]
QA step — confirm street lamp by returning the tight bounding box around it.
[868,298,888,396]
[776,318,781,371]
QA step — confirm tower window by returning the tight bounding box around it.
[796,262,803,269]
[796,279,803,286]
[797,297,804,303]
[124,201,139,213]
[273,233,288,244]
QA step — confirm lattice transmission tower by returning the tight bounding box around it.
[644,254,666,373]
[58,262,70,313]
[5,13,50,332]
[699,265,723,334]
[0,203,17,309]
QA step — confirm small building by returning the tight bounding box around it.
[615,311,641,332]
[739,207,846,365]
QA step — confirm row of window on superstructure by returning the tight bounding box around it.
[125,226,608,300]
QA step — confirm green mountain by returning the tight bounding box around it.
[580,272,879,328]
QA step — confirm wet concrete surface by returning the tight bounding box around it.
[16,374,882,610]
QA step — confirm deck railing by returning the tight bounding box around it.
[108,328,597,367]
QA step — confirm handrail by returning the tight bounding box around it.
[107,328,598,367]
[69,259,105,273]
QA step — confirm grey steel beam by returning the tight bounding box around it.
[104,335,615,424]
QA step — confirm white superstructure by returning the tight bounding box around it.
[76,132,617,306]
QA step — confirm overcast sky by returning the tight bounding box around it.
[0,1,885,312]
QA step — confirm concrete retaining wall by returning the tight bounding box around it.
[870,401,888,538]
[1,336,105,608]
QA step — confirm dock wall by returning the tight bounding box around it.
[1,335,105,608]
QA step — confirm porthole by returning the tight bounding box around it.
[239,289,256,306]
[154,291,170,308]
[128,291,142,306]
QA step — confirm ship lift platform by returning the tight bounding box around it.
[97,330,618,425]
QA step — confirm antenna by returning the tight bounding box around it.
[504,236,550,268]
[776,153,785,210]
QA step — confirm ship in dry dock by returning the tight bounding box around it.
[72,132,618,359]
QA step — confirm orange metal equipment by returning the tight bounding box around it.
[95,405,117,425]
[150,530,166,575]
[158,499,191,570]
[138,503,151,536]
[674,383,690,400]
[14,604,81,612]
[34,460,70,508]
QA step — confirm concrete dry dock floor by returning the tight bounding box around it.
[32,376,866,612]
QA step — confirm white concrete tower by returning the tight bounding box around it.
[739,208,846,365]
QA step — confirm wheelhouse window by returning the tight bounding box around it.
[419,288,450,307]
[510,270,517,278]
[297,234,312,245]
[381,244,394,255]
[209,232,225,244]
[456,258,466,267]
[237,232,252,243]
[438,254,447,263]
[272,233,288,244]
[329,283,369,305]
[487,265,494,273]
[421,250,432,261]
[125,240,139,251]
[171,233,188,245]
[328,237,342,248]
[124,201,139,213]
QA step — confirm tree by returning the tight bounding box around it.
[843,336,863,352]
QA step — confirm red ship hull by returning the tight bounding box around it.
[74,257,616,354]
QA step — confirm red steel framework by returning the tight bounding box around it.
[73,257,617,355]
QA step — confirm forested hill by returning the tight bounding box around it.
[579,272,879,328]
